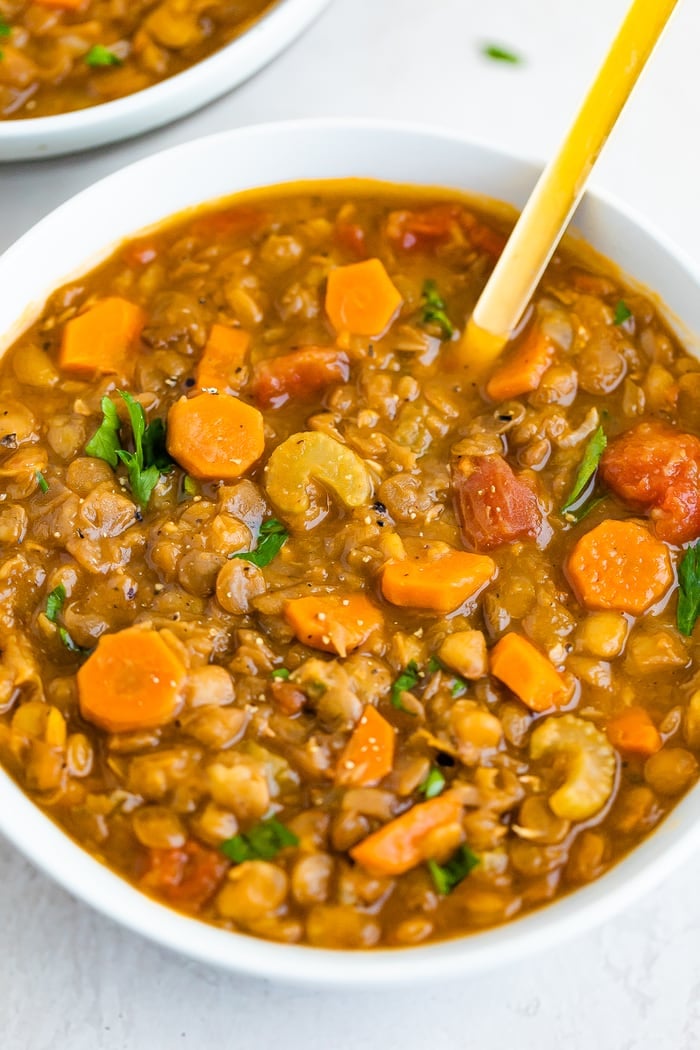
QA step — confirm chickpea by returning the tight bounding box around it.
[216,861,288,925]
[291,853,334,906]
[215,558,265,615]
[575,612,629,659]
[132,805,186,849]
[306,905,380,949]
[644,748,698,796]
[184,665,235,709]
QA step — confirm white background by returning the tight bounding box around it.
[2,0,700,1046]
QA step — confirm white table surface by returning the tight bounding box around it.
[2,0,700,1046]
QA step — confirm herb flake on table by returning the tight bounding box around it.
[85,44,123,67]
[220,817,299,863]
[481,43,522,65]
[421,280,454,339]
[232,518,288,568]
[677,541,700,636]
[427,845,479,895]
[561,425,607,514]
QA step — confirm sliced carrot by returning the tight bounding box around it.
[284,595,383,658]
[350,792,464,876]
[566,519,673,615]
[490,632,567,712]
[486,323,555,402]
[59,297,145,377]
[251,346,349,408]
[381,549,496,614]
[607,707,662,756]
[166,392,264,481]
[336,705,395,787]
[325,258,402,337]
[77,626,187,733]
[195,325,250,393]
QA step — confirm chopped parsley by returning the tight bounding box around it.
[85,44,123,67]
[85,392,174,509]
[428,654,466,696]
[220,817,299,863]
[183,475,198,497]
[421,280,454,339]
[677,542,700,636]
[0,17,10,37]
[391,660,420,712]
[271,668,291,680]
[482,43,522,64]
[561,425,607,514]
[232,518,288,568]
[428,845,479,895]
[45,584,90,654]
[35,470,49,494]
[419,767,446,799]
[613,300,632,325]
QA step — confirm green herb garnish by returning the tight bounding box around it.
[271,668,291,680]
[183,475,198,497]
[220,817,299,863]
[85,44,122,67]
[427,845,479,895]
[677,541,700,636]
[232,519,288,568]
[421,280,454,340]
[391,660,420,712]
[0,18,11,38]
[419,767,446,799]
[613,300,632,325]
[85,396,121,467]
[35,470,49,494]
[428,654,466,696]
[482,43,522,64]
[58,628,91,655]
[45,584,66,623]
[561,426,607,514]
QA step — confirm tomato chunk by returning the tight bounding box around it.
[453,454,543,551]
[141,841,228,911]
[600,421,700,544]
[251,347,350,408]
[385,204,505,256]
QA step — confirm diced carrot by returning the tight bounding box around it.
[566,519,673,615]
[34,0,85,8]
[195,325,250,393]
[59,297,145,377]
[325,258,402,337]
[607,707,662,756]
[336,705,395,787]
[251,346,349,408]
[381,549,496,614]
[141,841,229,911]
[350,792,464,876]
[490,632,567,712]
[485,323,556,401]
[166,392,265,481]
[284,595,383,658]
[453,454,543,551]
[77,626,187,733]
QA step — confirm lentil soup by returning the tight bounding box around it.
[0,0,276,119]
[2,181,700,951]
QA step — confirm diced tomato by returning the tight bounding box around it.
[270,679,307,715]
[122,240,158,267]
[600,421,700,544]
[459,212,507,258]
[251,347,350,408]
[385,205,461,251]
[189,206,267,240]
[453,454,543,551]
[334,220,368,257]
[141,841,228,911]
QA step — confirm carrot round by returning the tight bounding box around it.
[567,519,673,615]
[77,626,187,733]
[195,325,250,393]
[166,392,265,481]
[337,705,395,787]
[490,632,567,712]
[607,707,662,756]
[284,595,383,658]
[381,549,496,613]
[486,323,555,402]
[325,258,402,337]
[60,297,145,377]
[350,792,464,876]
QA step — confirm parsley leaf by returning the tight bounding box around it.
[428,654,466,696]
[85,44,122,67]
[428,845,479,895]
[35,470,49,494]
[183,475,198,497]
[427,655,442,673]
[59,628,91,655]
[677,542,700,636]
[613,300,632,325]
[419,767,446,799]
[482,43,522,64]
[0,17,10,37]
[45,584,66,623]
[421,280,454,339]
[391,660,420,712]
[220,817,299,863]
[561,426,607,514]
[232,519,288,568]
[85,396,122,468]
[271,668,291,680]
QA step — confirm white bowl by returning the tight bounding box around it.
[1,120,700,986]
[0,0,331,162]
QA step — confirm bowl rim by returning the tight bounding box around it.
[2,117,700,986]
[0,0,331,157]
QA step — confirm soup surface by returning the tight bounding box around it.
[0,0,275,119]
[2,182,700,951]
